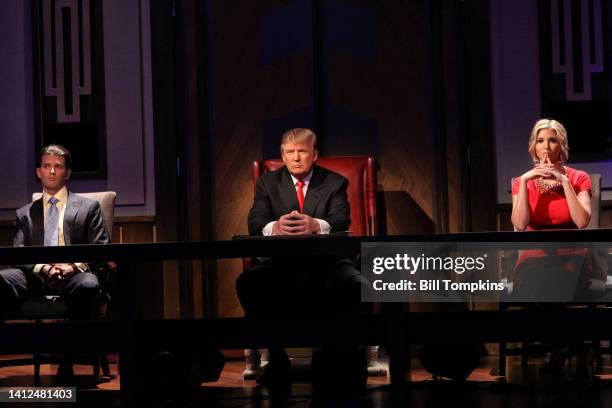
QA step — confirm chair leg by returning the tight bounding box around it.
[499,342,506,376]
[520,342,529,366]
[33,353,41,384]
[589,340,602,373]
[93,354,101,384]
[101,353,111,377]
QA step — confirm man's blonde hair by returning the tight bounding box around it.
[528,119,570,163]
[280,128,317,153]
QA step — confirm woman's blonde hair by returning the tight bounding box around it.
[528,118,569,163]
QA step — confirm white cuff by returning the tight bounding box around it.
[33,263,44,276]
[316,219,331,234]
[74,262,88,273]
[262,221,276,236]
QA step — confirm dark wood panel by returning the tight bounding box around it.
[115,216,155,223]
[114,220,162,319]
[326,1,435,235]
[0,225,13,247]
[150,0,218,320]
[121,222,154,244]
[111,226,121,244]
[601,207,612,229]
[462,0,497,232]
[150,0,180,321]
[497,208,514,232]
[209,0,312,318]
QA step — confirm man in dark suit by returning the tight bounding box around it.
[246,143,350,236]
[0,144,109,380]
[236,128,368,393]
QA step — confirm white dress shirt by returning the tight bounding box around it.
[262,170,331,235]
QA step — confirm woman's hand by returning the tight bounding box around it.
[520,162,551,181]
[520,156,567,182]
[541,156,568,182]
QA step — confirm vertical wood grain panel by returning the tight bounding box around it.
[600,207,612,228]
[325,1,435,235]
[210,0,309,318]
[121,223,154,243]
[115,219,163,319]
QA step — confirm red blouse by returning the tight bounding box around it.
[511,166,591,231]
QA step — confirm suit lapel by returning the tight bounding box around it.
[31,199,44,246]
[63,192,81,246]
[278,168,300,212]
[303,166,322,216]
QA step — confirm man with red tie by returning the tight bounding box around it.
[246,128,350,236]
[237,128,368,394]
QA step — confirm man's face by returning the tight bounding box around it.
[36,154,71,194]
[281,141,318,180]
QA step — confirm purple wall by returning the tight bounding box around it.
[0,0,155,220]
[490,0,541,204]
[0,1,36,217]
[491,0,612,203]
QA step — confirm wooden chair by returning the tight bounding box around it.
[242,157,386,379]
[0,191,116,383]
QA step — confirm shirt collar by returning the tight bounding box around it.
[42,186,68,206]
[290,168,314,186]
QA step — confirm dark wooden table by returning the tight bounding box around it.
[1,229,612,405]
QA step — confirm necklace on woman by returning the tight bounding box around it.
[534,166,566,195]
[534,178,563,195]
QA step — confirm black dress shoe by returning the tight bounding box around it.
[257,351,292,389]
[56,363,75,385]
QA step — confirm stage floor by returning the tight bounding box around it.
[1,354,612,407]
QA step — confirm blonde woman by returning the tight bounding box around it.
[511,118,591,231]
[510,119,600,381]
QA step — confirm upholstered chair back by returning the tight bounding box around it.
[253,157,377,236]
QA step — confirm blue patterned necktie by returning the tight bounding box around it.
[44,196,59,246]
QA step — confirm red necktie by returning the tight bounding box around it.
[296,180,305,213]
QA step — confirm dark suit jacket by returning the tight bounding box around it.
[248,165,350,236]
[14,192,110,273]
